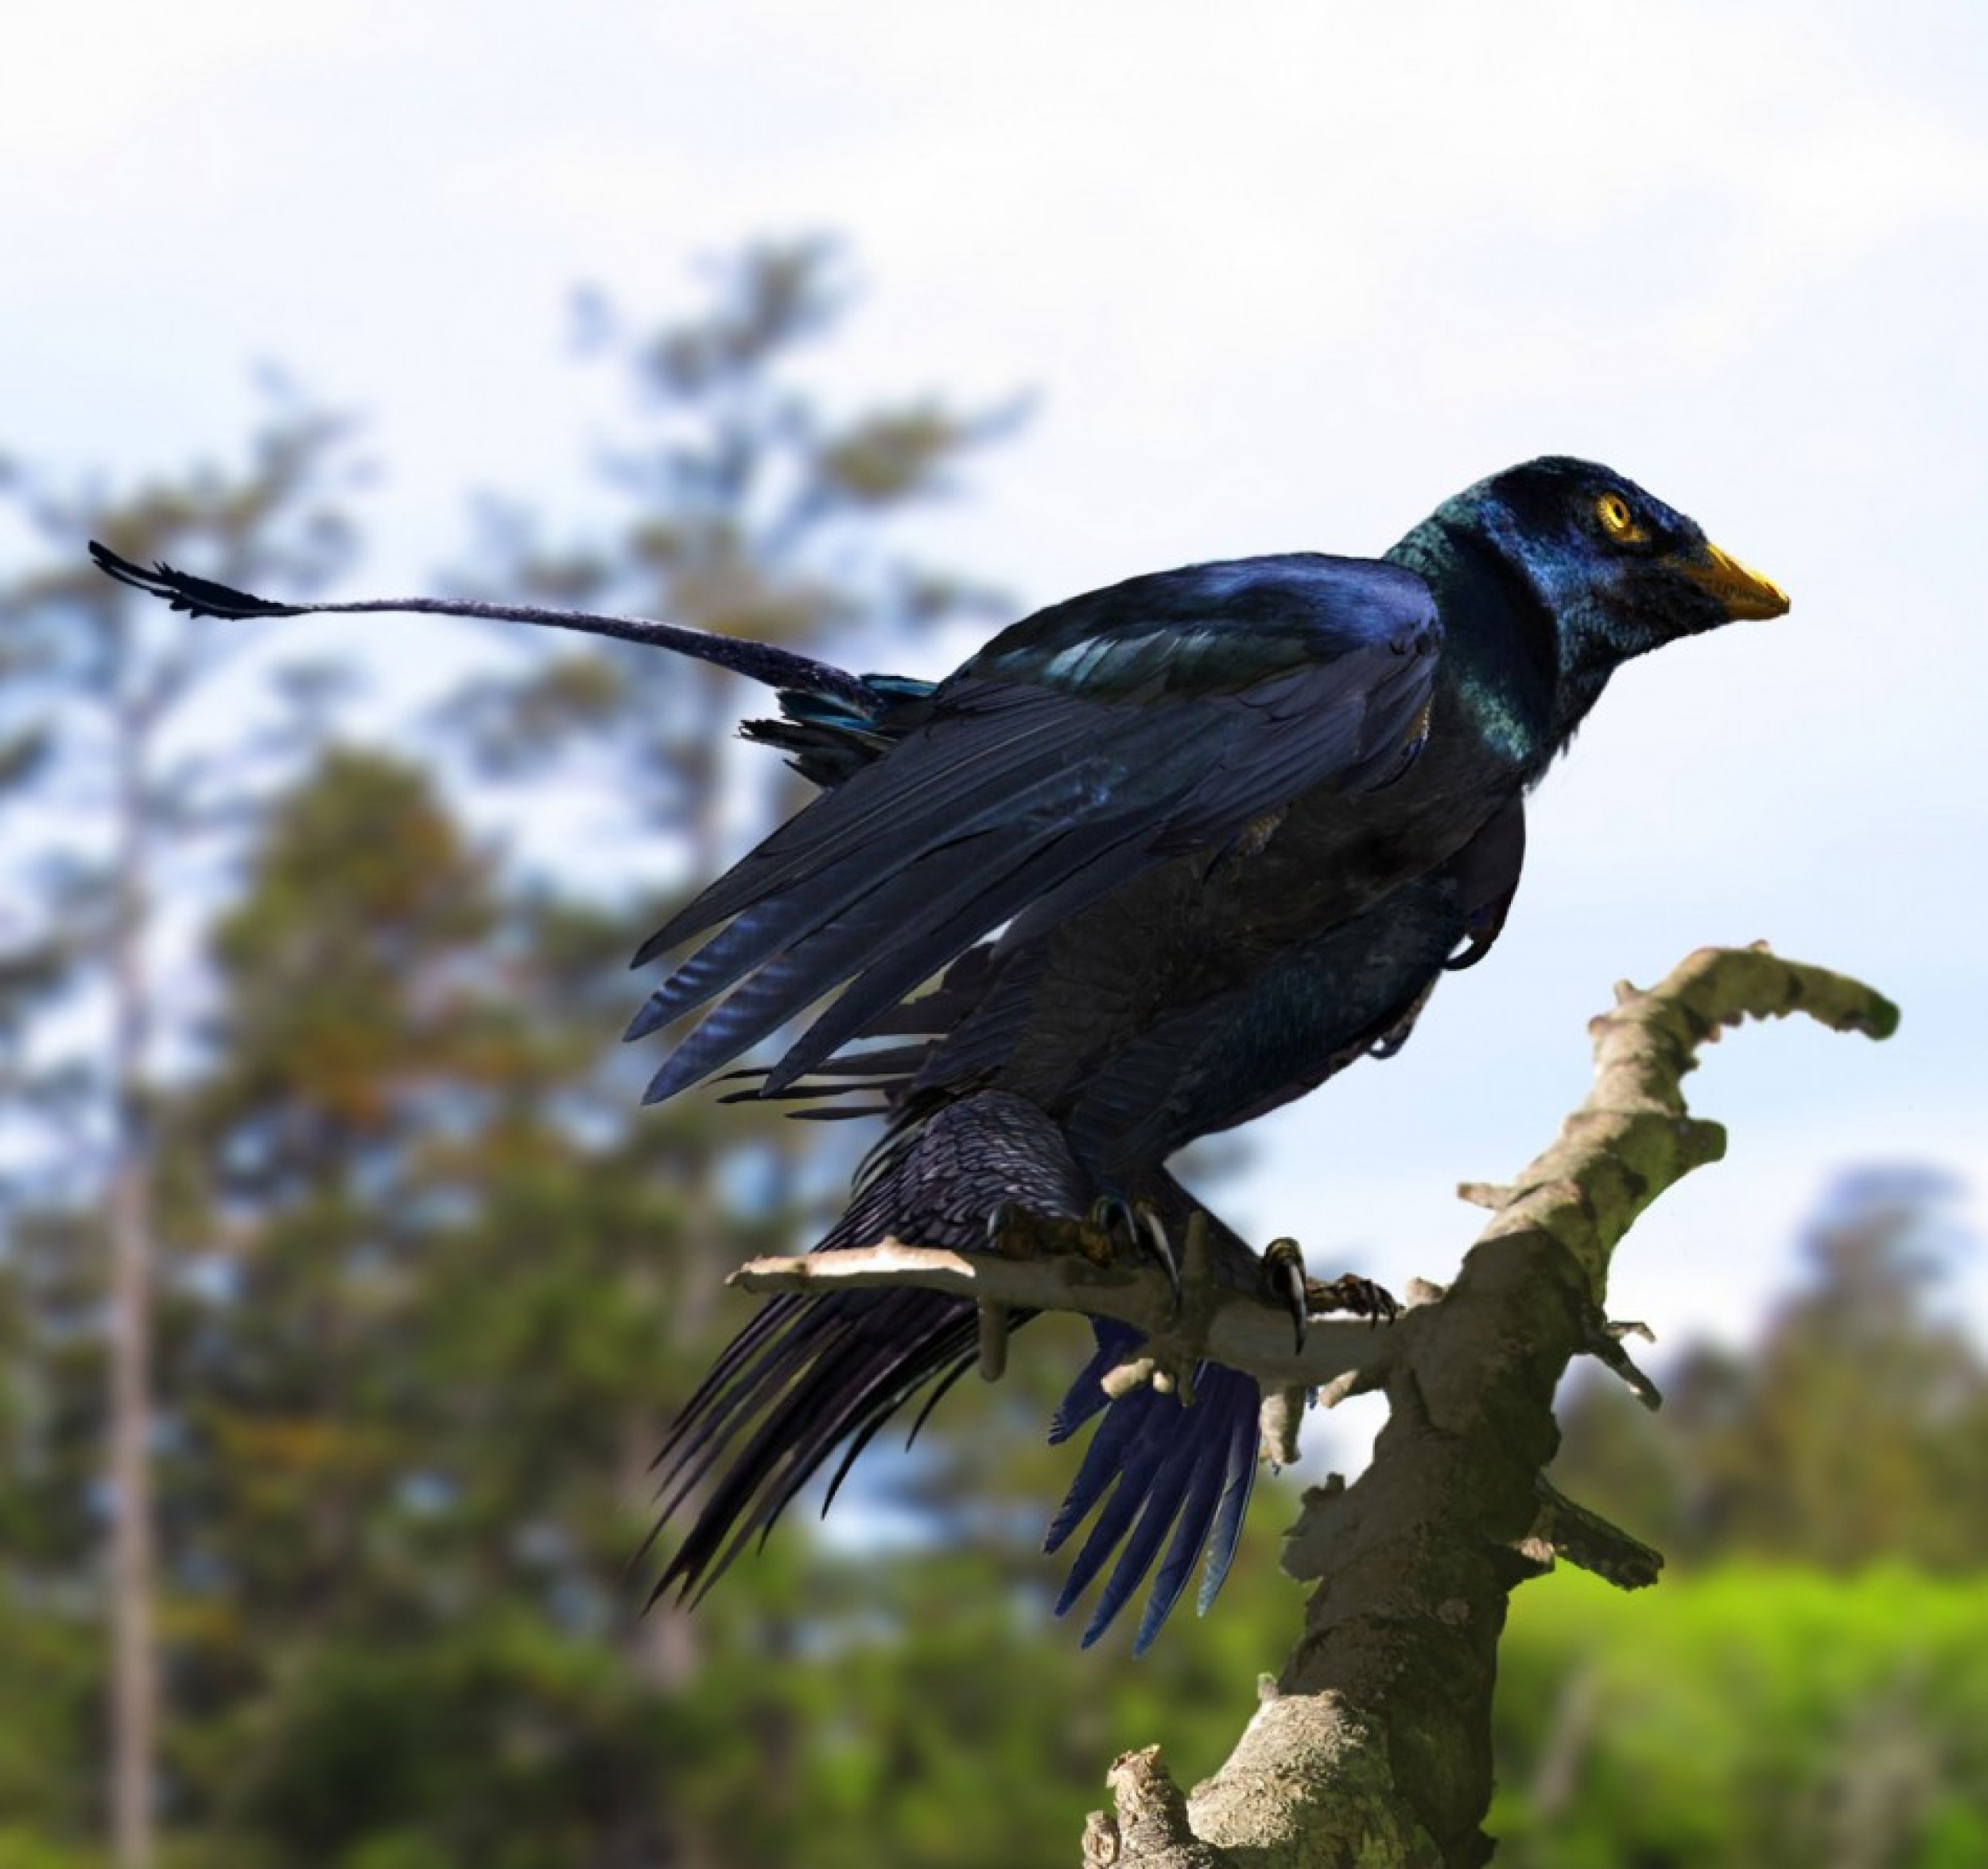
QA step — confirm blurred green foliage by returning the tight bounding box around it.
[1552,1168,1988,1573]
[1493,1568,1988,1868]
[0,245,1980,1867]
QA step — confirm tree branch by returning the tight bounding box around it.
[730,1230,1388,1400]
[740,945,1897,1866]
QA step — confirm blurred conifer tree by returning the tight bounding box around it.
[0,395,361,1869]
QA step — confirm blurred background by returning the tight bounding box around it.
[2,2,1985,1864]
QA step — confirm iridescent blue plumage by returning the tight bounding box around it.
[622,551,1442,1103]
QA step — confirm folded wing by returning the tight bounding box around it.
[630,554,1442,1104]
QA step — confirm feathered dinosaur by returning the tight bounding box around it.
[92,455,1788,1651]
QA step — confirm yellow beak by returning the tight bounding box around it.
[1680,541,1791,620]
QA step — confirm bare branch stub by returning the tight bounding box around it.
[1526,1476,1664,1589]
[1081,1748,1228,1869]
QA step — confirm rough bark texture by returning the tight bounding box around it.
[736,945,1898,1867]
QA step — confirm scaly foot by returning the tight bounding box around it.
[1260,1238,1399,1351]
[985,1195,1182,1314]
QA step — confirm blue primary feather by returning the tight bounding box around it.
[1042,1320,1264,1654]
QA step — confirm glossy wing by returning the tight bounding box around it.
[629,554,1442,1104]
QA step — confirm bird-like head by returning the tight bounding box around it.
[1452,456,1789,674]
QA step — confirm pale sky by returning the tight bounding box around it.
[6,0,1986,1385]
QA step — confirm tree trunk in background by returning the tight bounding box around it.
[628,701,724,1694]
[109,705,155,1869]
[0,402,359,1867]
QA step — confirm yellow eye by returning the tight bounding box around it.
[1595,492,1641,542]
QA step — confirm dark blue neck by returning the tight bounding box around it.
[1387,511,1629,767]
[1384,517,1558,776]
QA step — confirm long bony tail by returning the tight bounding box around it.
[87,540,876,707]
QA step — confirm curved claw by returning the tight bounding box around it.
[1081,1195,1183,1313]
[1087,1193,1137,1248]
[1307,1273,1400,1328]
[1134,1202,1182,1318]
[1260,1237,1308,1354]
[986,1199,1056,1260]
